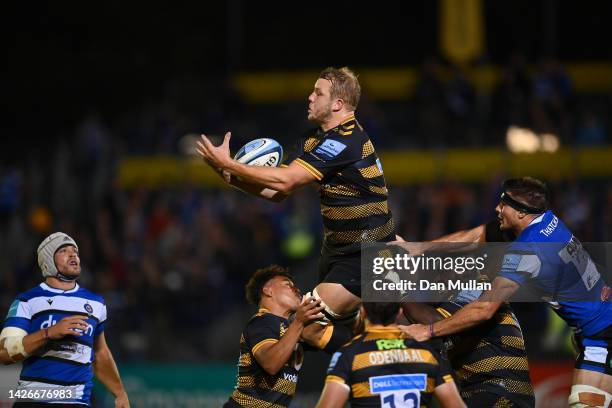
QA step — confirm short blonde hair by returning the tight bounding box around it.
[319,66,361,111]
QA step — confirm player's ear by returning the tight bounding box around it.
[332,98,344,112]
[262,282,273,298]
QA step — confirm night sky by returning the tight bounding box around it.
[2,1,611,156]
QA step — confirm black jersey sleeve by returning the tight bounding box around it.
[325,348,352,386]
[246,314,281,356]
[283,137,304,166]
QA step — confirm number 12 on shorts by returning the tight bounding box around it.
[369,374,427,408]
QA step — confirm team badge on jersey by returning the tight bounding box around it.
[315,139,347,160]
[84,303,93,314]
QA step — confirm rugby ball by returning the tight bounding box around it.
[234,138,283,167]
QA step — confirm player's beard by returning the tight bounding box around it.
[58,263,81,279]
[309,102,333,125]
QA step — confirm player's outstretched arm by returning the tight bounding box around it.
[390,224,485,255]
[205,157,288,202]
[0,315,90,364]
[400,277,519,341]
[434,381,467,408]
[254,297,324,375]
[197,133,317,195]
[93,332,130,408]
[315,381,349,408]
[224,173,289,202]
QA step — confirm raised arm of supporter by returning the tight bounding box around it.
[400,277,519,341]
[197,133,316,195]
[93,332,130,408]
[254,298,324,375]
[390,224,485,255]
[0,315,90,364]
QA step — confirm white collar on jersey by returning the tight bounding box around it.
[40,282,80,294]
[528,212,546,226]
[528,214,544,227]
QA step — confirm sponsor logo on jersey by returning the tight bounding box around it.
[283,373,298,382]
[315,139,347,160]
[41,315,94,336]
[328,352,342,372]
[501,254,522,271]
[376,158,384,173]
[376,339,406,350]
[369,373,427,393]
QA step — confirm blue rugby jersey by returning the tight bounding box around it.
[499,210,612,337]
[3,282,107,406]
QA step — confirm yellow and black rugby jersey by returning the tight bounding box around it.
[435,302,535,407]
[325,326,454,408]
[225,309,303,408]
[287,115,394,253]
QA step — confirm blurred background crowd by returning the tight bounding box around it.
[1,54,611,363]
[2,1,611,405]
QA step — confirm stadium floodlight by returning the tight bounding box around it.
[540,133,561,152]
[506,126,540,153]
[506,126,561,153]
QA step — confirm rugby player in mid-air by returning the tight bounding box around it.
[197,67,394,351]
[316,299,466,408]
[225,265,324,408]
[400,177,612,407]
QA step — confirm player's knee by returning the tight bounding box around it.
[568,384,612,408]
